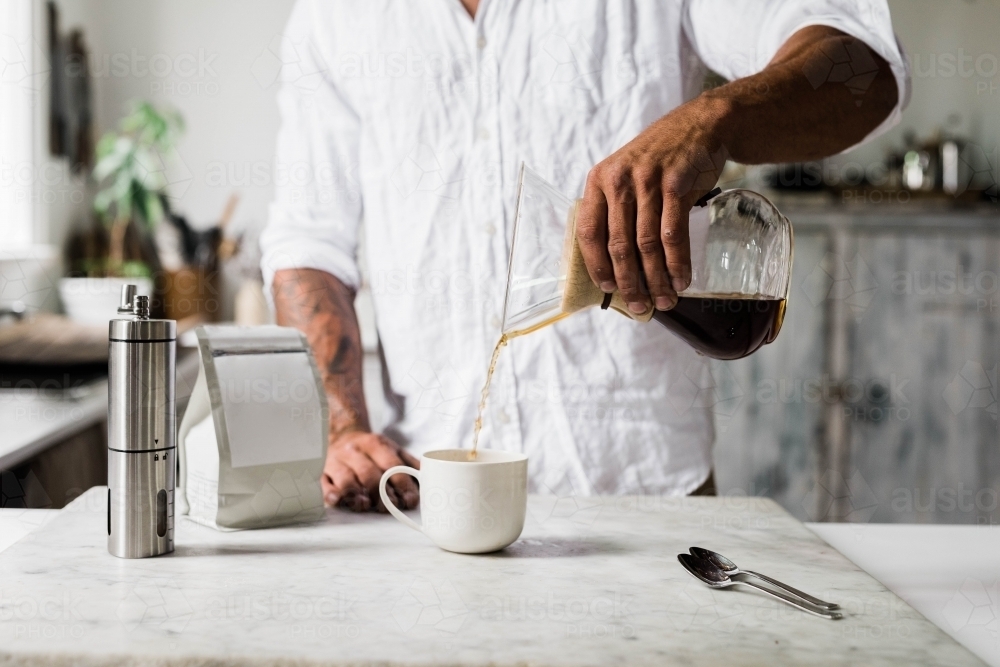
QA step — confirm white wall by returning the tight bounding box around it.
[837,0,1000,168]
[50,0,295,235]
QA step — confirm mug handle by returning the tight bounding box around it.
[379,466,422,533]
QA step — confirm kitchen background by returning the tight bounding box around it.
[0,0,997,524]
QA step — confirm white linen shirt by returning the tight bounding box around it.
[261,0,909,496]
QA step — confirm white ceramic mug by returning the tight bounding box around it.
[379,449,528,554]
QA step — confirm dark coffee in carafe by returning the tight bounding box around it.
[651,294,786,360]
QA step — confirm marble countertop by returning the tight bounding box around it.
[0,381,108,470]
[0,509,57,553]
[7,509,996,667]
[0,488,985,667]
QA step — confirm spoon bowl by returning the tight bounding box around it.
[678,552,730,586]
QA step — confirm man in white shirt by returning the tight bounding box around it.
[261,0,910,511]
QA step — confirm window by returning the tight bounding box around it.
[0,0,37,249]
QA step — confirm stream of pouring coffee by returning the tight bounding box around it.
[470,293,785,458]
[470,313,569,459]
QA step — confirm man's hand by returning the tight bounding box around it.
[324,431,420,512]
[576,99,729,315]
[274,268,421,513]
[576,26,898,315]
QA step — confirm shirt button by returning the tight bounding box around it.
[477,36,487,49]
[490,315,501,329]
[476,127,490,141]
[484,223,496,235]
[499,408,511,424]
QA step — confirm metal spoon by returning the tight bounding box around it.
[690,547,840,610]
[677,554,843,620]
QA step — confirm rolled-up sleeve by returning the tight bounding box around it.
[260,0,363,293]
[684,0,911,147]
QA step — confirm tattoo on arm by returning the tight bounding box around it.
[272,268,369,441]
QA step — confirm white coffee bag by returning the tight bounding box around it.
[177,325,326,530]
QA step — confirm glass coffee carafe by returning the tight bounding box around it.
[501,164,794,360]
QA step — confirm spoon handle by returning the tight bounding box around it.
[742,570,841,610]
[735,579,843,620]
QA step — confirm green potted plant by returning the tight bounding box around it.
[60,101,185,324]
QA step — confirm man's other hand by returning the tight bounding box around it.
[324,431,420,512]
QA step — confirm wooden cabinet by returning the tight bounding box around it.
[714,210,1000,524]
[3,424,107,509]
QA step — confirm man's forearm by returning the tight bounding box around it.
[576,25,901,313]
[702,25,900,164]
[272,268,369,438]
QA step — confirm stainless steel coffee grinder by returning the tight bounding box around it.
[107,284,176,558]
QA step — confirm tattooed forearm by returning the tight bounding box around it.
[272,268,369,440]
